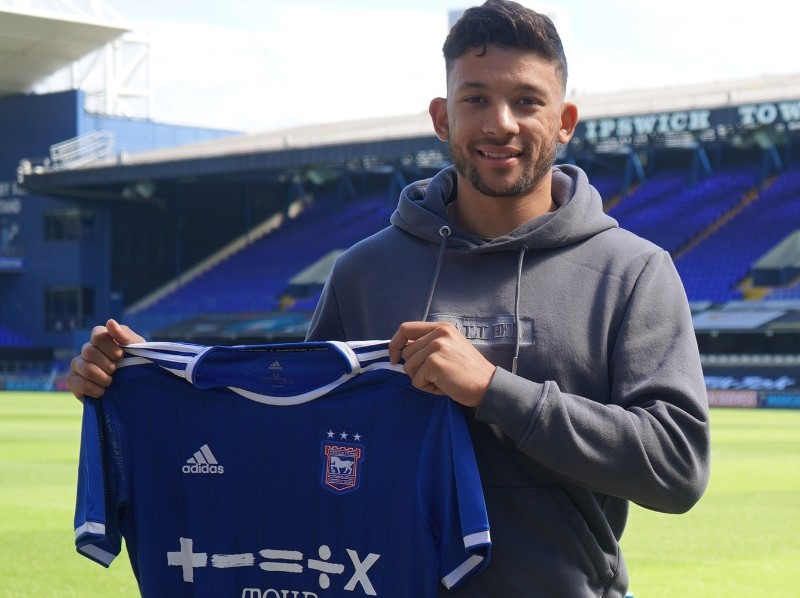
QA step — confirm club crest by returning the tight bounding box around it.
[322,442,363,494]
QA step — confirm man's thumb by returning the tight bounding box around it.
[106,319,146,345]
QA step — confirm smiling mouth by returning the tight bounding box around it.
[479,150,523,159]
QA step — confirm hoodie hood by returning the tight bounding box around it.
[390,164,618,253]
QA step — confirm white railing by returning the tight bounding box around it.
[18,130,117,179]
[48,130,115,169]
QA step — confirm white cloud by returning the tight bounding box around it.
[567,0,799,94]
[92,0,800,131]
[141,7,447,132]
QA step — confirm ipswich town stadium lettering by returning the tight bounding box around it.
[738,101,800,126]
[584,110,712,141]
[581,99,800,142]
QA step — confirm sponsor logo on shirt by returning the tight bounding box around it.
[167,536,380,594]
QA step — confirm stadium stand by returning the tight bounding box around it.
[126,193,392,335]
[586,172,625,206]
[609,167,760,256]
[0,325,33,348]
[105,157,799,344]
[674,164,800,303]
[123,162,787,331]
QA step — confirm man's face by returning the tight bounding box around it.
[439,45,570,199]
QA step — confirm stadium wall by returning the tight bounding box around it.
[0,90,237,353]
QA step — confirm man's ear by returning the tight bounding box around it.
[429,97,449,141]
[558,101,579,144]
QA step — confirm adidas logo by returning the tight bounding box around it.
[269,360,282,371]
[182,444,225,474]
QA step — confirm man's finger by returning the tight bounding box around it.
[68,354,114,400]
[406,353,447,396]
[72,355,114,386]
[67,370,107,401]
[80,341,120,376]
[389,321,451,363]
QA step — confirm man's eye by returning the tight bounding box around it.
[519,98,541,106]
[464,96,485,104]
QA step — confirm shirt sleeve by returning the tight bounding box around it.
[73,396,125,567]
[419,399,491,590]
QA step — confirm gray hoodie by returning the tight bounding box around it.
[307,164,710,597]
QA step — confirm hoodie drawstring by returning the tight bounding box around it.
[422,225,526,376]
[422,226,451,322]
[512,247,527,375]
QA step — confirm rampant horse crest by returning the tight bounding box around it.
[322,442,363,494]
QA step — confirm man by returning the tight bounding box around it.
[69,1,711,596]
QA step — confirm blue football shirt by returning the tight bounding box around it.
[74,340,491,597]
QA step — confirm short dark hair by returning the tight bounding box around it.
[443,0,568,91]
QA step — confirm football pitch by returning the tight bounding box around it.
[1,392,798,597]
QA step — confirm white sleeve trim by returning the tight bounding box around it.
[78,543,117,567]
[464,530,491,548]
[441,554,486,590]
[74,521,106,538]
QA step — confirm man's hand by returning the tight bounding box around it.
[67,319,145,401]
[388,321,495,407]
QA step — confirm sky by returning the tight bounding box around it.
[71,0,800,133]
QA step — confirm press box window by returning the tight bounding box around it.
[44,209,94,241]
[44,286,95,332]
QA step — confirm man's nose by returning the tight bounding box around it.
[482,102,519,137]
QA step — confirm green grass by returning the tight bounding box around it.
[0,392,139,597]
[621,408,800,597]
[1,394,799,597]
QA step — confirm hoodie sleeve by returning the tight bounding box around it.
[475,250,710,514]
